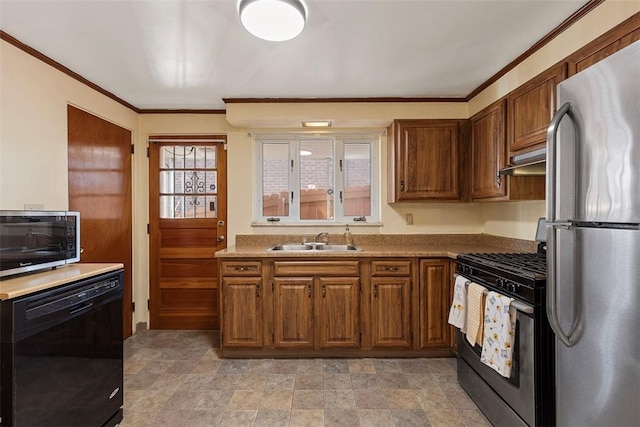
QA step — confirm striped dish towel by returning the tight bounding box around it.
[465,282,487,346]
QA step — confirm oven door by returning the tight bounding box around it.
[458,305,535,426]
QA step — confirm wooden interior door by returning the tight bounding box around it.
[149,136,227,330]
[67,105,133,338]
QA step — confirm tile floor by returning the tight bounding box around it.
[120,329,491,427]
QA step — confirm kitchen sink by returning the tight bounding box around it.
[268,244,314,251]
[314,244,361,251]
[267,243,361,252]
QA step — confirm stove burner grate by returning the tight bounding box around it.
[457,252,547,283]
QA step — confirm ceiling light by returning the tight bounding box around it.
[300,149,312,156]
[239,0,306,42]
[302,120,332,128]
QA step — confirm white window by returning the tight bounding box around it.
[255,134,379,224]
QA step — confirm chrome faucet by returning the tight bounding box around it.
[313,232,329,244]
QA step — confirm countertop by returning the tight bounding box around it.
[0,263,124,300]
[215,233,538,259]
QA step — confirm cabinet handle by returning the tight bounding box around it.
[308,283,312,298]
[385,266,400,272]
[322,284,326,298]
[374,284,378,298]
[400,180,405,191]
[256,284,261,297]
[496,172,502,186]
[235,266,247,272]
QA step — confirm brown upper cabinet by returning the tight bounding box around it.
[567,13,640,76]
[470,99,545,201]
[507,62,567,156]
[470,99,508,200]
[387,119,465,202]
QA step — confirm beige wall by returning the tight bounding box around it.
[1,1,637,327]
[0,41,138,209]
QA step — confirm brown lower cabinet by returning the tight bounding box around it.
[272,275,361,349]
[219,258,454,357]
[370,276,412,348]
[273,277,314,348]
[418,259,451,350]
[221,276,263,348]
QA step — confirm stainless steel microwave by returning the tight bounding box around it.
[0,211,80,278]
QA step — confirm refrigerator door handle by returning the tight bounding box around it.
[547,102,584,347]
[546,101,575,223]
[547,222,585,347]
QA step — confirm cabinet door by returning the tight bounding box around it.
[222,277,263,348]
[507,62,567,154]
[470,99,507,200]
[317,277,360,348]
[568,21,640,75]
[389,119,462,201]
[371,277,411,348]
[273,277,314,348]
[418,259,451,349]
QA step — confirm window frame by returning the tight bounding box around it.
[254,133,379,225]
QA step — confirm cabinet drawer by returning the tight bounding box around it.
[273,261,359,276]
[221,261,262,276]
[371,260,411,276]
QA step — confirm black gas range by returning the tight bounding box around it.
[455,223,554,427]
[456,249,546,305]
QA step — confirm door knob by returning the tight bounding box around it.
[217,235,225,242]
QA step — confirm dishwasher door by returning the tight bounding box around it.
[1,270,124,427]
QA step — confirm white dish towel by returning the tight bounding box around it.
[447,274,468,333]
[480,291,517,378]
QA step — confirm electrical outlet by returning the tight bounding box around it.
[24,203,45,210]
[405,213,414,225]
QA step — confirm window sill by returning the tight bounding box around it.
[251,222,383,228]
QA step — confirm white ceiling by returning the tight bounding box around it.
[0,0,589,110]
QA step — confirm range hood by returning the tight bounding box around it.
[499,147,546,176]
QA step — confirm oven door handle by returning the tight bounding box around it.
[456,273,534,315]
[511,300,533,315]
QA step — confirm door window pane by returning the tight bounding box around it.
[159,145,218,218]
[262,143,290,217]
[344,143,371,217]
[300,140,334,220]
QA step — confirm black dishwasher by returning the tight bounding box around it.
[1,270,124,426]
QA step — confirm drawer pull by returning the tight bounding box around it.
[384,266,400,272]
[235,266,249,272]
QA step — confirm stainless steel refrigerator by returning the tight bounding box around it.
[546,40,640,426]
